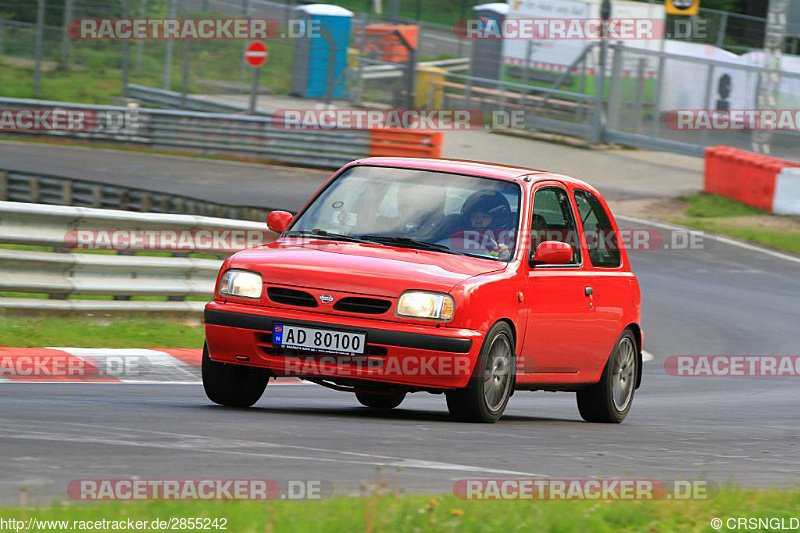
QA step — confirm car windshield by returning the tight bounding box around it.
[288,166,521,261]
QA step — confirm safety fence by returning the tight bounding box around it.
[0,201,276,314]
[415,42,800,161]
[125,84,258,115]
[0,96,443,167]
[0,96,367,169]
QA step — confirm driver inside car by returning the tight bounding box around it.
[453,190,514,259]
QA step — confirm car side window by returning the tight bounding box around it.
[530,187,582,266]
[573,189,622,268]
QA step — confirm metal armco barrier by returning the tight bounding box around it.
[126,84,260,115]
[704,146,800,213]
[0,96,445,169]
[0,97,369,169]
[0,201,276,314]
[0,167,271,221]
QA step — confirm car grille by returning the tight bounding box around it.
[267,287,318,308]
[333,297,392,315]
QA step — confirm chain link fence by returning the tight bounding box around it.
[0,1,780,103]
[0,1,797,162]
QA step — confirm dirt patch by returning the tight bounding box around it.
[710,215,800,233]
[610,197,800,235]
[608,197,689,219]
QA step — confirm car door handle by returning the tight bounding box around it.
[585,286,593,297]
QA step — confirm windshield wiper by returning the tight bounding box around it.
[284,229,368,244]
[359,235,467,256]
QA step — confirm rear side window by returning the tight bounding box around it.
[530,187,582,265]
[573,189,621,268]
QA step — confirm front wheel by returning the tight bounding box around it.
[355,391,406,409]
[202,343,270,407]
[446,322,515,423]
[576,330,638,423]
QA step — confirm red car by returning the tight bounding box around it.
[203,158,643,423]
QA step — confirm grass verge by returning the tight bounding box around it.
[1,489,799,532]
[0,34,295,103]
[667,193,800,255]
[0,317,204,348]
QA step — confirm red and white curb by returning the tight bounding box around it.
[0,348,308,385]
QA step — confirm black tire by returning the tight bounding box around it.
[577,329,638,423]
[446,322,515,423]
[355,391,406,409]
[202,343,270,408]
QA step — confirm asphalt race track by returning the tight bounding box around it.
[2,219,799,504]
[0,141,329,212]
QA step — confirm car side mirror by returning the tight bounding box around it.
[531,241,573,265]
[267,211,293,233]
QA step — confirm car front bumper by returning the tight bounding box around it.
[204,301,485,389]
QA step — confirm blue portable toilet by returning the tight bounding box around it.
[471,3,509,83]
[291,4,353,99]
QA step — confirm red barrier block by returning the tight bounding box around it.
[703,146,722,195]
[706,145,739,199]
[704,146,800,212]
[368,129,443,158]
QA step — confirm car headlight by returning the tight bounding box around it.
[219,269,262,299]
[396,291,455,321]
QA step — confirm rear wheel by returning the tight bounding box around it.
[576,330,638,423]
[202,343,270,407]
[355,391,406,409]
[446,322,514,423]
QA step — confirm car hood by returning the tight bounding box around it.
[228,239,505,297]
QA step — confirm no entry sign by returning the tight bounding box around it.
[244,41,268,67]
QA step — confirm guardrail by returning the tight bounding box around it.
[0,97,370,169]
[0,201,276,315]
[125,84,261,115]
[0,96,445,168]
[0,167,272,221]
[359,58,470,81]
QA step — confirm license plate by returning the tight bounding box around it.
[273,324,366,355]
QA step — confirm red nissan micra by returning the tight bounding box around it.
[203,158,643,423]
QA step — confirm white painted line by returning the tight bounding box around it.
[642,350,654,362]
[49,348,168,357]
[617,215,800,265]
[1,421,547,478]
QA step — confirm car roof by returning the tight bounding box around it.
[351,157,598,193]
